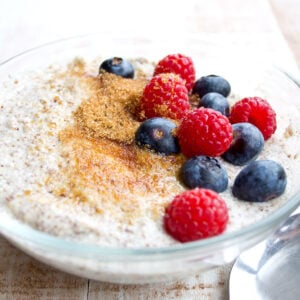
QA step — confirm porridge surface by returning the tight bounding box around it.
[1,57,300,248]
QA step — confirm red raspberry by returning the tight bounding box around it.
[153,54,196,92]
[177,108,233,158]
[137,73,191,121]
[229,97,277,140]
[164,188,229,242]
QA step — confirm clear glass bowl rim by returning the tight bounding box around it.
[0,33,299,258]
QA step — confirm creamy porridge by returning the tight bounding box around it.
[0,56,300,248]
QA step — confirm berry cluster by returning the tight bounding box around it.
[99,55,287,244]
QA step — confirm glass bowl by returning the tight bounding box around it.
[0,33,300,284]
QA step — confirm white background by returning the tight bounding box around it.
[0,0,195,62]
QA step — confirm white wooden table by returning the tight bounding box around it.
[0,0,299,299]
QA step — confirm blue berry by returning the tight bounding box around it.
[222,123,264,165]
[179,156,228,192]
[192,75,231,98]
[232,160,287,202]
[99,57,134,78]
[135,117,180,155]
[198,92,229,116]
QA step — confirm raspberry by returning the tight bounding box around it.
[153,54,196,92]
[137,73,191,121]
[164,188,229,242]
[177,108,233,157]
[229,97,277,140]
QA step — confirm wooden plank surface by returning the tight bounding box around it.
[0,238,87,300]
[0,0,299,299]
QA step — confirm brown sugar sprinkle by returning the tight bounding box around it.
[58,127,185,220]
[57,69,186,221]
[74,72,147,144]
[53,95,63,105]
[24,190,31,196]
[284,123,294,138]
[69,57,86,75]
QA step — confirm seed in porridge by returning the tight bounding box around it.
[229,96,277,140]
[153,53,196,92]
[222,122,264,166]
[99,57,134,78]
[232,160,287,202]
[164,188,229,242]
[137,73,190,121]
[192,75,231,98]
[177,107,233,158]
[179,156,228,192]
[198,92,230,116]
[135,117,180,155]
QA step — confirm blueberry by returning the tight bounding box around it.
[222,123,264,165]
[135,117,180,155]
[192,75,231,97]
[99,57,134,78]
[179,156,228,192]
[232,160,287,202]
[198,92,229,116]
